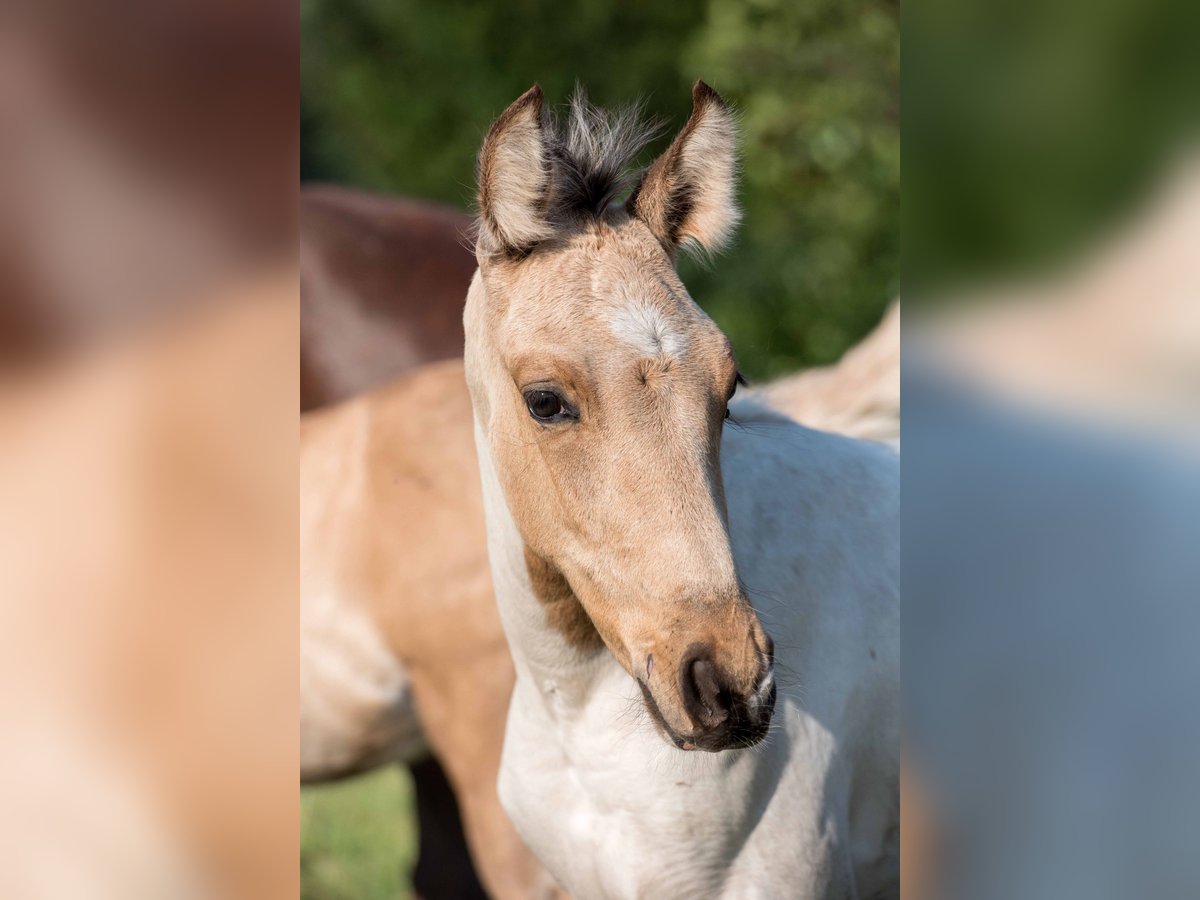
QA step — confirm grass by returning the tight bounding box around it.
[300,766,418,900]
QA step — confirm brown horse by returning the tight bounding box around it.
[299,184,497,897]
[300,186,475,410]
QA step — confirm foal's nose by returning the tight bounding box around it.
[678,639,776,750]
[680,644,733,730]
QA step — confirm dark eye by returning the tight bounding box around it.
[524,389,569,422]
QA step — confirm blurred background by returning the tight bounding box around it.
[905,0,1200,299]
[0,3,298,898]
[903,0,1200,898]
[301,0,900,380]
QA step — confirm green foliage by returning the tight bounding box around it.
[301,0,705,207]
[904,0,1200,298]
[302,0,898,378]
[301,767,417,900]
[683,0,899,372]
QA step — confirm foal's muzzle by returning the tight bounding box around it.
[650,640,776,752]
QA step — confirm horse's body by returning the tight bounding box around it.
[753,302,900,446]
[299,184,500,896]
[482,401,900,898]
[301,359,560,899]
[300,186,474,410]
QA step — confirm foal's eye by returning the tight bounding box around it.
[524,389,569,422]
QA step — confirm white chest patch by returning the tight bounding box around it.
[609,303,685,358]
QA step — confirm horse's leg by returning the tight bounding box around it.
[410,652,562,900]
[410,756,488,899]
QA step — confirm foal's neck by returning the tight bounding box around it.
[472,423,608,709]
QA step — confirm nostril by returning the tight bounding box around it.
[691,658,722,719]
[681,646,731,728]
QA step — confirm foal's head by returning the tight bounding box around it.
[464,83,775,752]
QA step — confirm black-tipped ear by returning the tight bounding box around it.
[626,81,741,258]
[476,85,555,255]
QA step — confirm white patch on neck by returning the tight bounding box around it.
[609,303,685,358]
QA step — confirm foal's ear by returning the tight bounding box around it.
[627,81,741,258]
[476,85,556,255]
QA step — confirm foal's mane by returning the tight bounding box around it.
[551,89,665,218]
[470,89,664,253]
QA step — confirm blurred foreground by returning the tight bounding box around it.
[903,0,1199,891]
[0,277,298,898]
[0,3,298,897]
[904,133,1200,900]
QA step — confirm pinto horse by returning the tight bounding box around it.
[301,307,901,900]
[463,83,899,897]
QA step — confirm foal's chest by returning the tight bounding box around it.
[500,719,742,899]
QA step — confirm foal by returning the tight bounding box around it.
[300,309,900,899]
[465,83,899,898]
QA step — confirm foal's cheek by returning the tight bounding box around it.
[596,610,639,673]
